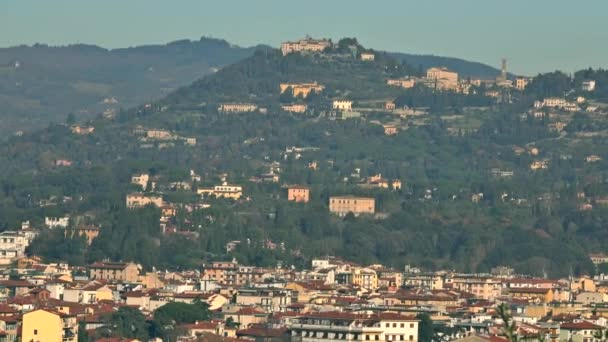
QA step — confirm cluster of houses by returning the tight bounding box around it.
[2,255,608,341]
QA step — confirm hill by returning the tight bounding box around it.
[1,39,608,277]
[390,52,506,79]
[0,37,264,136]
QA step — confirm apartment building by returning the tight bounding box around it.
[329,196,375,217]
[236,288,293,312]
[290,312,419,342]
[126,193,163,208]
[0,231,28,265]
[281,104,308,113]
[448,275,501,300]
[515,77,530,90]
[45,216,70,229]
[287,185,310,203]
[88,261,140,283]
[361,52,375,61]
[281,37,332,55]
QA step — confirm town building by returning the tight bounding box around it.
[66,225,100,245]
[515,77,530,90]
[70,125,95,135]
[88,261,140,282]
[45,216,70,229]
[280,82,325,97]
[287,185,310,203]
[197,183,243,200]
[329,196,375,216]
[281,37,332,55]
[218,103,258,113]
[131,173,150,190]
[0,231,29,265]
[146,129,173,140]
[126,193,163,208]
[384,125,399,136]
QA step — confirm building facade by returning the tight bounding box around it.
[329,196,375,217]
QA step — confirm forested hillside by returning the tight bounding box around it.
[1,39,608,277]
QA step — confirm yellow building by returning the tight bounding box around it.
[22,309,78,342]
[329,196,375,217]
[280,82,325,98]
[88,261,140,282]
[352,267,378,290]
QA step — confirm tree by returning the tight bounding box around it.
[102,307,149,341]
[416,313,434,342]
[152,301,212,338]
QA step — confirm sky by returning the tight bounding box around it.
[1,0,607,75]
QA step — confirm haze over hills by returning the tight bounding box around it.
[0,36,504,136]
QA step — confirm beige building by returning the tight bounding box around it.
[281,104,308,113]
[329,196,375,217]
[126,193,163,208]
[384,125,399,136]
[515,77,530,90]
[426,67,459,90]
[288,185,310,203]
[88,261,140,283]
[131,173,149,189]
[361,52,375,61]
[281,37,332,55]
[280,82,325,98]
[218,103,258,113]
[146,129,173,140]
[387,78,416,89]
[22,309,78,342]
[198,183,243,200]
[449,275,501,300]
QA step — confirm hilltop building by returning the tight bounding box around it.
[329,196,375,216]
[287,185,310,203]
[281,37,332,55]
[279,82,325,97]
[126,193,163,208]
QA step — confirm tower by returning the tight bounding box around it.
[501,58,507,81]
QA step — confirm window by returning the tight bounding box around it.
[393,323,397,328]
[400,336,404,341]
[366,335,370,340]
[34,329,38,335]
[409,336,413,341]
[401,323,405,328]
[410,324,414,328]
[386,323,390,328]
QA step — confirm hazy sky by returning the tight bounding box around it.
[2,0,607,75]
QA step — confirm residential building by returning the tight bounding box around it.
[22,309,78,342]
[333,100,353,111]
[236,288,293,312]
[88,261,140,282]
[448,275,501,300]
[287,185,310,203]
[126,193,163,208]
[426,67,459,90]
[385,101,396,110]
[582,80,596,92]
[218,103,258,113]
[281,104,308,113]
[45,216,70,228]
[515,77,530,90]
[197,183,243,200]
[70,125,95,135]
[146,129,173,140]
[281,37,332,55]
[280,82,325,97]
[329,196,375,217]
[384,125,399,136]
[361,52,375,61]
[0,231,28,265]
[530,160,549,171]
[589,253,608,265]
[559,321,603,342]
[289,312,419,342]
[131,173,150,189]
[66,225,100,245]
[387,78,416,89]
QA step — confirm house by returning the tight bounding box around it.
[63,281,113,304]
[333,100,353,112]
[126,193,163,208]
[66,224,100,245]
[559,321,603,342]
[145,129,173,140]
[281,37,332,55]
[287,185,310,203]
[45,216,70,228]
[0,231,29,265]
[88,261,140,282]
[589,253,608,265]
[22,309,79,342]
[586,155,602,163]
[197,182,243,200]
[508,287,558,303]
[289,312,419,342]
[279,82,325,97]
[530,160,548,170]
[55,159,73,167]
[329,196,375,217]
[426,67,459,90]
[218,103,258,113]
[236,288,293,312]
[70,125,95,135]
[515,77,530,90]
[361,52,375,61]
[385,101,396,110]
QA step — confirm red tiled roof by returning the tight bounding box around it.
[561,321,603,330]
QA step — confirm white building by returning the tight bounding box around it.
[333,100,353,112]
[0,231,29,265]
[582,80,596,92]
[361,53,375,61]
[131,173,149,190]
[45,216,70,229]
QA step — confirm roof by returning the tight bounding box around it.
[560,321,603,330]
